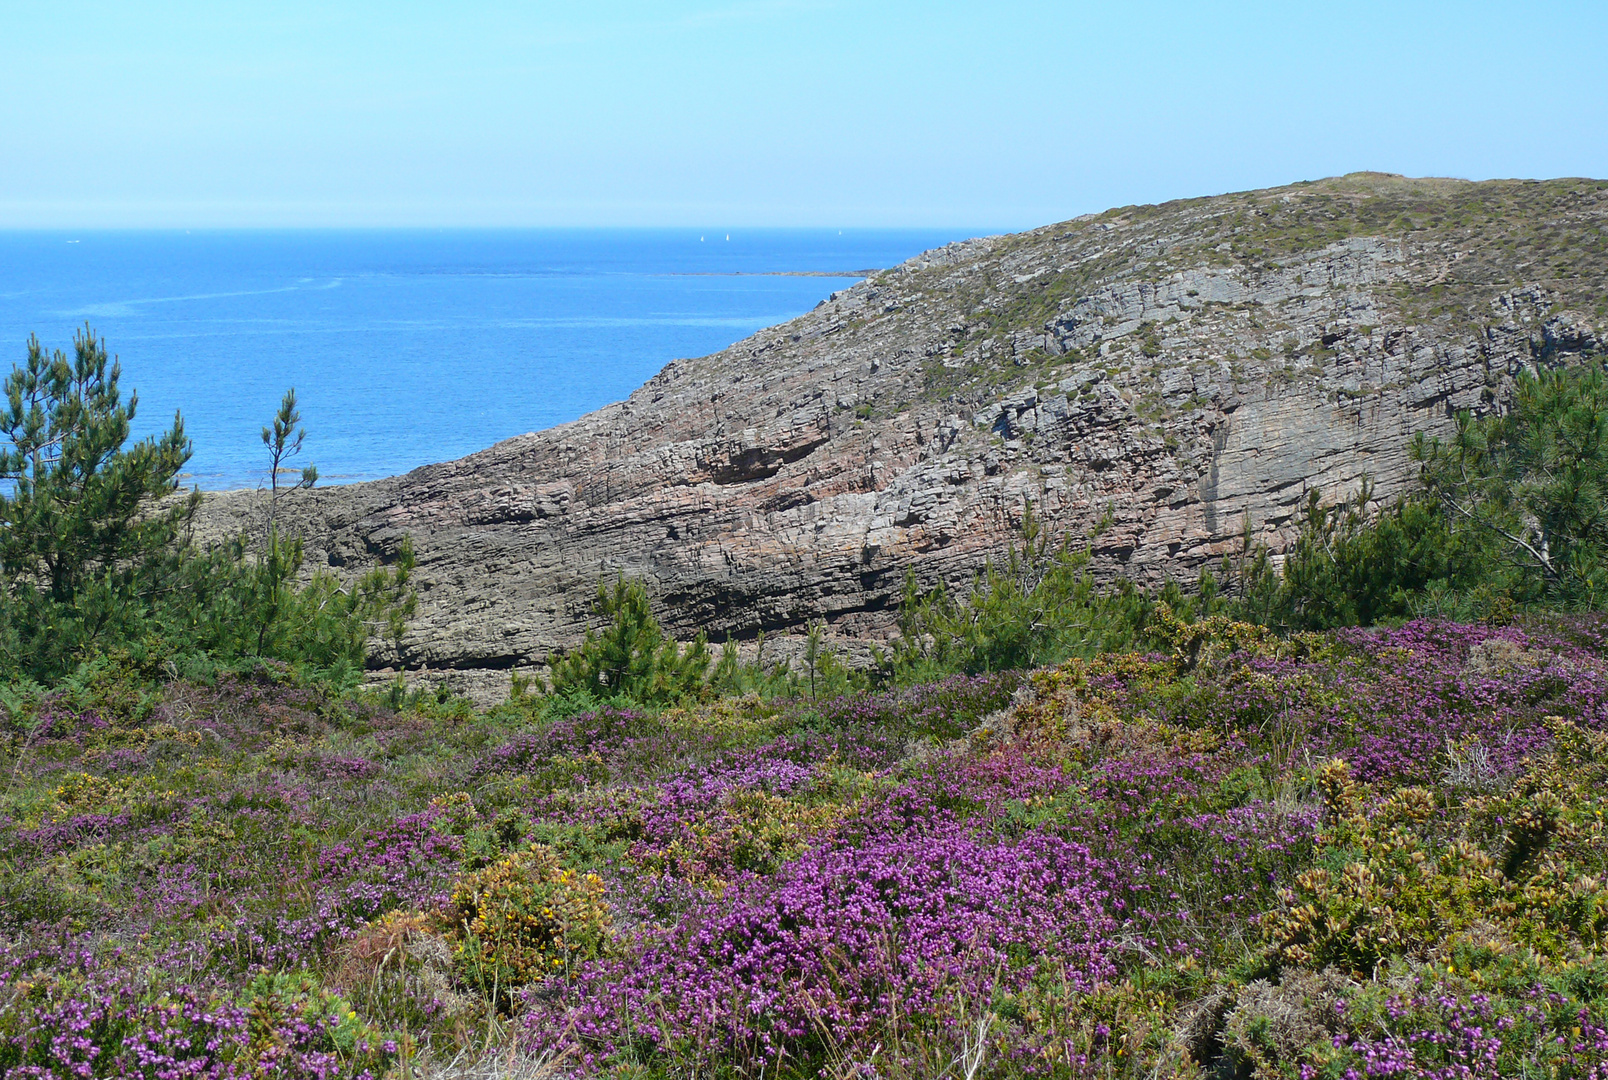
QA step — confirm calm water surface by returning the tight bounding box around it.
[0,229,976,488]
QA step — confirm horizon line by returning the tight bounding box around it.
[0,224,1005,233]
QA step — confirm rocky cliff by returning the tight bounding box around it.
[199,173,1608,684]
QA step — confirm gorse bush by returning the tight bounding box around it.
[448,844,610,1000]
[1263,763,1507,973]
[1248,721,1608,1078]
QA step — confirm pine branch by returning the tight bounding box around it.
[1436,492,1559,581]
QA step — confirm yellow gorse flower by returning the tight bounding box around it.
[446,843,611,995]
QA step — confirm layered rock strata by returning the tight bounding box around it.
[198,173,1608,679]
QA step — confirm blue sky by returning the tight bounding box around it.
[2,0,1605,229]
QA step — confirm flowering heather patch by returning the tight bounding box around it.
[5,619,1608,1077]
[0,940,398,1078]
[530,821,1119,1065]
[797,669,1023,740]
[1103,618,1608,783]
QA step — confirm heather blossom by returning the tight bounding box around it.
[5,618,1608,1077]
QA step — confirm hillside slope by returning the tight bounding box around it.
[200,173,1608,675]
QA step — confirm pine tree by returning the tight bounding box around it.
[0,333,418,682]
[548,577,710,704]
[0,327,195,677]
[1414,363,1608,608]
[261,386,317,533]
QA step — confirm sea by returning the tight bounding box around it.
[0,229,978,490]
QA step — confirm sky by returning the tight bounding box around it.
[2,0,1606,230]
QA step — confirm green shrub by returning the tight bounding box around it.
[181,529,417,674]
[0,327,197,681]
[447,844,610,999]
[0,328,417,686]
[548,577,710,705]
[1416,362,1608,609]
[1273,485,1482,630]
[1228,361,1608,629]
[888,503,1223,679]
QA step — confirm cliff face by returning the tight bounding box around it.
[200,173,1608,675]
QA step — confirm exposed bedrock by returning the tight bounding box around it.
[197,174,1608,674]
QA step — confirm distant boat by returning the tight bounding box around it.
[66,240,79,244]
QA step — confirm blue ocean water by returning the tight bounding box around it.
[0,229,975,489]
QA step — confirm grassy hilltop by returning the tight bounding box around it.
[882,171,1608,408]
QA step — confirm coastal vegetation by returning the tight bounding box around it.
[0,327,415,687]
[8,613,1608,1078]
[4,330,1608,1077]
[909,175,1608,410]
